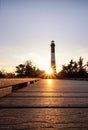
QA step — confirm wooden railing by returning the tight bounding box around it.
[0,78,40,98]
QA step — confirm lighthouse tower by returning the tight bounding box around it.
[50,40,56,73]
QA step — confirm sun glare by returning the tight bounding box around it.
[45,68,53,75]
[47,79,52,84]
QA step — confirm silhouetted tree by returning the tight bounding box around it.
[77,57,87,78]
[58,57,88,78]
[78,57,83,70]
[6,72,15,78]
[15,60,43,78]
[16,64,25,78]
[0,71,5,78]
[25,61,38,77]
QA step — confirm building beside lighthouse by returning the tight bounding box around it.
[50,40,56,74]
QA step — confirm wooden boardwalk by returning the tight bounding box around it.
[0,78,40,98]
[0,79,88,130]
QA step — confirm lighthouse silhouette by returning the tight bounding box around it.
[50,40,56,74]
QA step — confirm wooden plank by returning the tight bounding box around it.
[0,78,40,98]
[0,79,88,129]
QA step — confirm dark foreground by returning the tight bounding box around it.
[0,79,88,130]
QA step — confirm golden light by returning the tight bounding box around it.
[47,79,52,84]
[45,68,53,75]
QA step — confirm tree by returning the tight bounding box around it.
[78,57,83,70]
[25,61,35,77]
[58,57,88,78]
[15,60,42,78]
[0,71,5,78]
[77,57,87,78]
[6,72,15,78]
[16,64,25,78]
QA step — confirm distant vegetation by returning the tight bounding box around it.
[0,57,88,79]
[15,61,44,78]
[57,57,88,79]
[0,60,44,78]
[0,70,5,78]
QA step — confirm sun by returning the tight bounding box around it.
[45,68,53,75]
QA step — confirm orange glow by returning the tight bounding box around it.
[45,68,53,75]
[47,79,52,84]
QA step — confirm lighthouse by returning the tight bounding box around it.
[50,40,56,73]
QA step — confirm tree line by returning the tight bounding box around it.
[0,61,44,78]
[0,57,88,79]
[58,57,88,78]
[15,61,44,78]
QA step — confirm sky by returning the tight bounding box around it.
[0,0,88,73]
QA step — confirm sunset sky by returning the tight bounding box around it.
[0,0,88,72]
